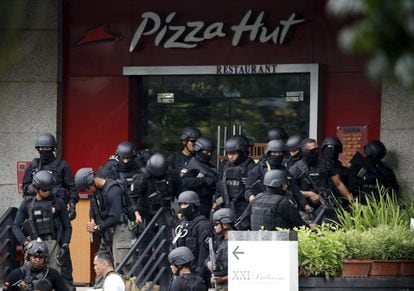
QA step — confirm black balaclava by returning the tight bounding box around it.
[38,150,54,164]
[180,204,197,220]
[302,148,319,165]
[322,147,339,161]
[268,154,283,168]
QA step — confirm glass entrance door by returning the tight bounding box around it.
[139,73,311,164]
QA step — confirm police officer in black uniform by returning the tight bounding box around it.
[99,141,143,225]
[244,140,310,212]
[285,135,303,170]
[12,170,72,285]
[168,246,207,291]
[22,133,79,215]
[132,153,182,220]
[180,136,218,218]
[99,141,143,180]
[131,153,182,282]
[173,191,213,288]
[213,136,256,219]
[266,126,288,143]
[320,137,354,206]
[349,140,399,203]
[168,126,202,170]
[209,208,235,290]
[99,141,151,178]
[289,138,353,222]
[249,170,311,230]
[3,238,69,291]
[21,133,77,290]
[75,167,134,278]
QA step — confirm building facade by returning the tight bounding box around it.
[1,0,414,283]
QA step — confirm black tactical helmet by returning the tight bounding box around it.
[286,135,303,151]
[224,136,249,152]
[267,127,288,142]
[180,126,201,141]
[32,170,56,191]
[321,136,343,153]
[364,140,387,161]
[146,153,168,177]
[265,140,287,155]
[263,169,287,187]
[168,246,195,266]
[35,133,57,149]
[177,191,200,207]
[27,238,49,258]
[213,208,236,224]
[74,168,94,191]
[193,136,215,152]
[116,141,136,158]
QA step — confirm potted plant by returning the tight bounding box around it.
[297,187,414,289]
[341,229,373,277]
[336,187,414,277]
[297,224,346,279]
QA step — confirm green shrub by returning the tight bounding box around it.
[336,185,411,231]
[297,225,346,279]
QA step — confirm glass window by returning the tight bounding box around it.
[139,73,310,162]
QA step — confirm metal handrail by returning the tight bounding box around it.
[0,207,18,282]
[135,238,166,282]
[128,225,166,277]
[116,207,164,272]
[116,207,170,290]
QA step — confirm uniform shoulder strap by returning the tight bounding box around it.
[48,158,61,173]
[31,158,41,173]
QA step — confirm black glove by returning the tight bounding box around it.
[68,203,77,220]
[57,244,68,266]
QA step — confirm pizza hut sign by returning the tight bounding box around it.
[130,10,305,52]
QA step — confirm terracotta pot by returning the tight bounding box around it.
[399,261,414,276]
[341,259,372,278]
[369,260,400,277]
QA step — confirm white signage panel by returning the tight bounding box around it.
[228,231,298,291]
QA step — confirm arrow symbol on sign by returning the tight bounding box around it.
[232,245,244,260]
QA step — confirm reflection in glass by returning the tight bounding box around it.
[139,74,310,161]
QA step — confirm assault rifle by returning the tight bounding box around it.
[148,190,171,206]
[234,202,252,231]
[90,195,113,243]
[301,173,339,225]
[215,180,230,209]
[186,158,218,179]
[118,174,138,222]
[208,237,218,291]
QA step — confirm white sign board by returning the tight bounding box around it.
[228,231,298,291]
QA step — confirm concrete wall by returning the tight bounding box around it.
[0,0,59,215]
[381,80,414,200]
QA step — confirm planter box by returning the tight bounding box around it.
[370,260,402,277]
[299,277,414,290]
[399,261,414,276]
[341,260,372,278]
